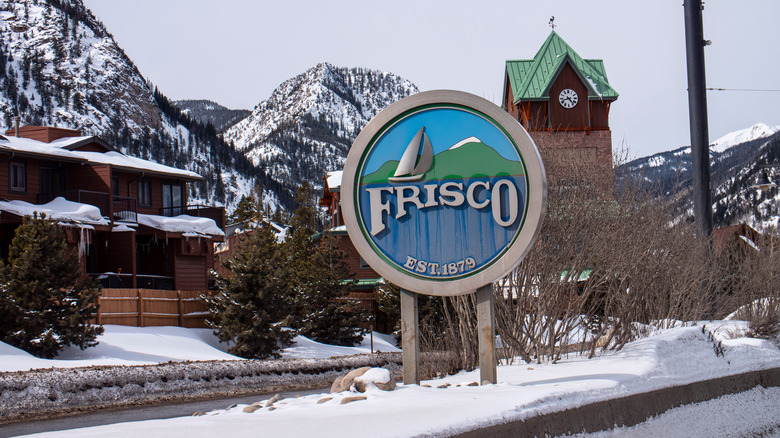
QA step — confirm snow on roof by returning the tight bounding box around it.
[0,135,84,160]
[0,135,200,179]
[137,213,225,237]
[48,135,96,148]
[326,170,343,190]
[739,234,760,252]
[72,151,201,180]
[0,197,108,226]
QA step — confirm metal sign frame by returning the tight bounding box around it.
[342,90,546,296]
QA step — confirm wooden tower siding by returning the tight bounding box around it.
[548,63,590,130]
[4,126,81,143]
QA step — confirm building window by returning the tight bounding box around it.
[10,161,25,192]
[138,179,151,207]
[359,256,371,269]
[112,175,120,196]
[162,182,183,216]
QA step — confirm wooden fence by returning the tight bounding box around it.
[96,289,212,328]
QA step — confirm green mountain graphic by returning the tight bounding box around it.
[361,141,525,184]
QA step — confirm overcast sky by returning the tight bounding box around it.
[81,0,779,159]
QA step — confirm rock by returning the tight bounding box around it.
[268,406,277,411]
[192,411,206,417]
[375,379,396,391]
[264,400,275,408]
[339,367,371,392]
[317,397,333,404]
[436,383,451,389]
[466,382,479,387]
[226,403,237,410]
[242,405,260,413]
[330,376,344,393]
[354,379,368,393]
[422,384,432,388]
[353,368,395,392]
[340,396,367,405]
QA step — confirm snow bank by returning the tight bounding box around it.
[0,353,401,422]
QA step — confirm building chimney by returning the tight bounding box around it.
[14,116,20,137]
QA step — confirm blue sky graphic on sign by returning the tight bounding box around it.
[354,105,529,281]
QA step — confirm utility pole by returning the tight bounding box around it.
[684,0,713,239]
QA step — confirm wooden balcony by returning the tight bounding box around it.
[38,190,138,223]
[159,204,225,230]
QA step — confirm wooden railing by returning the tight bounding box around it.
[96,289,212,328]
[159,204,225,230]
[38,189,111,217]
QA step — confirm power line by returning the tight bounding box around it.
[706,87,780,92]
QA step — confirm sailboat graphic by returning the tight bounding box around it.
[388,127,433,182]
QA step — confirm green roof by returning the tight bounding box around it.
[505,31,618,103]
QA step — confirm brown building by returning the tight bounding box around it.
[0,126,225,296]
[503,31,618,182]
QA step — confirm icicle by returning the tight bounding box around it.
[78,226,87,259]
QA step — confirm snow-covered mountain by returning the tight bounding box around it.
[618,123,780,230]
[710,123,779,154]
[223,62,418,205]
[0,0,260,210]
[174,99,250,133]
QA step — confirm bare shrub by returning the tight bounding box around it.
[719,228,780,339]
[495,144,717,362]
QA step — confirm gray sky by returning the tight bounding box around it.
[82,0,780,159]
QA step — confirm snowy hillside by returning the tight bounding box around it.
[0,0,261,211]
[223,62,418,205]
[618,123,780,229]
[710,123,779,154]
[174,99,250,133]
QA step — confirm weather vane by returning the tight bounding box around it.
[549,16,556,29]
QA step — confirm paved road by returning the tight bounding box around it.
[0,387,327,437]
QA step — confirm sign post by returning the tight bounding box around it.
[400,289,420,384]
[342,90,546,384]
[476,284,497,384]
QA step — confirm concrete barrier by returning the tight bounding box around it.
[453,367,780,437]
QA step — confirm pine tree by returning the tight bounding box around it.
[0,214,103,359]
[229,194,261,224]
[284,183,366,346]
[298,234,367,346]
[203,223,294,359]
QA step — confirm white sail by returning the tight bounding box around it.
[389,127,433,182]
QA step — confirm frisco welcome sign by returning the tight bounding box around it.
[342,91,546,296]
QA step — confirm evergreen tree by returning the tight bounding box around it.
[229,194,261,224]
[0,214,103,359]
[298,234,367,346]
[203,223,294,359]
[284,183,366,346]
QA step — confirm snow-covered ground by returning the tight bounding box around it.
[3,322,779,437]
[0,325,400,373]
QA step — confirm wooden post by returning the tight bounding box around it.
[137,289,144,327]
[177,290,183,327]
[477,284,497,385]
[400,289,420,385]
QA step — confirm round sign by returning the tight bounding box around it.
[341,90,546,296]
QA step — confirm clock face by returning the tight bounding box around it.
[558,89,578,109]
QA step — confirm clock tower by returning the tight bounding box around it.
[503,31,618,182]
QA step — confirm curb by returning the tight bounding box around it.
[452,367,780,437]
